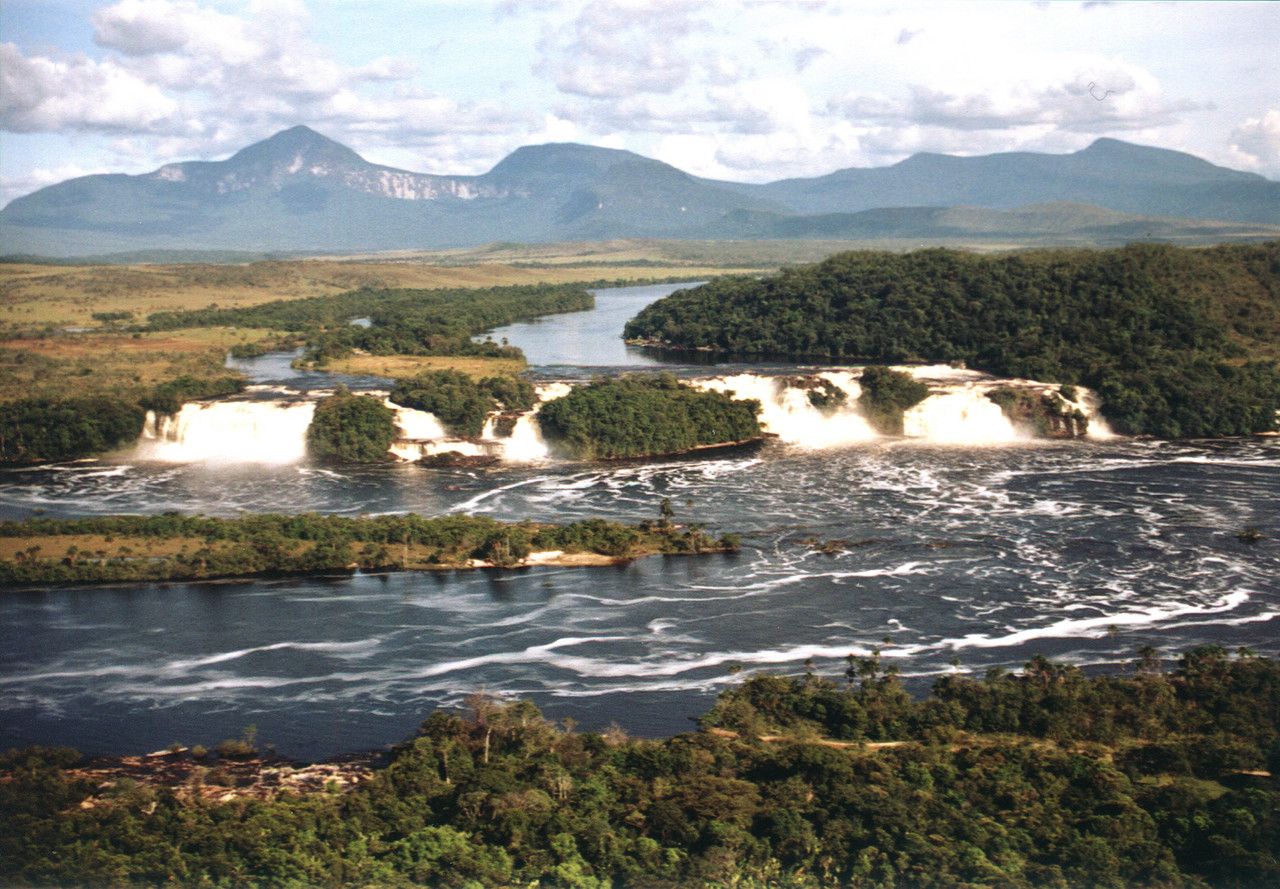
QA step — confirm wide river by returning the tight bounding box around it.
[2,284,1278,759]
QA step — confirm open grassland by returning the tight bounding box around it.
[322,354,526,379]
[0,329,271,403]
[399,237,869,269]
[0,241,788,333]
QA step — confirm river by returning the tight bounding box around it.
[2,283,1277,760]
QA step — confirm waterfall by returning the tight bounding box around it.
[903,384,1021,443]
[693,372,877,447]
[388,439,495,461]
[900,367,1114,441]
[137,397,316,463]
[497,412,552,462]
[391,404,447,440]
[695,368,1113,446]
[387,386,557,464]
[132,371,1116,467]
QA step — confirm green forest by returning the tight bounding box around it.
[2,647,1276,888]
[855,367,930,435]
[0,508,738,583]
[537,373,763,460]
[623,242,1280,438]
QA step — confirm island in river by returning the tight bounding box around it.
[0,510,740,586]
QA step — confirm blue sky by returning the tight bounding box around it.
[2,1,1278,207]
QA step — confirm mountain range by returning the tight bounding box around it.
[3,125,1277,258]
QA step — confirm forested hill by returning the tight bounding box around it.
[624,242,1280,438]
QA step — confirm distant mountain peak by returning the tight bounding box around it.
[1075,137,1262,181]
[3,126,1275,257]
[224,125,369,172]
[485,142,685,182]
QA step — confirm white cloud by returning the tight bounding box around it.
[2,0,526,175]
[535,1,708,99]
[1229,111,1280,178]
[0,42,179,133]
[1,0,1274,204]
[829,57,1199,142]
[92,0,256,62]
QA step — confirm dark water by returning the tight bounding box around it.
[2,285,1278,760]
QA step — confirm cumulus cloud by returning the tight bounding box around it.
[830,60,1198,137]
[1,42,179,133]
[92,0,256,60]
[535,1,708,99]
[1229,111,1280,177]
[2,0,1266,200]
[1,0,532,176]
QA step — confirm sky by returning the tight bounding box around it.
[2,0,1278,208]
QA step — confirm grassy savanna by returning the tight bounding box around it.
[0,329,269,403]
[1,259,621,332]
[0,244,776,408]
[319,354,527,380]
[0,241,785,334]
[412,237,871,270]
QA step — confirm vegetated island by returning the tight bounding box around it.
[624,241,1280,438]
[524,372,764,461]
[2,647,1276,888]
[0,508,741,586]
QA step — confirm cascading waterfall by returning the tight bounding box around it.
[902,382,1021,443]
[901,366,1112,442]
[132,373,1114,466]
[387,383,562,463]
[500,413,552,461]
[391,404,447,440]
[693,372,877,447]
[137,396,316,463]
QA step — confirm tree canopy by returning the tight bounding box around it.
[624,243,1280,437]
[305,386,398,463]
[2,647,1277,888]
[537,373,763,460]
[390,370,536,437]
